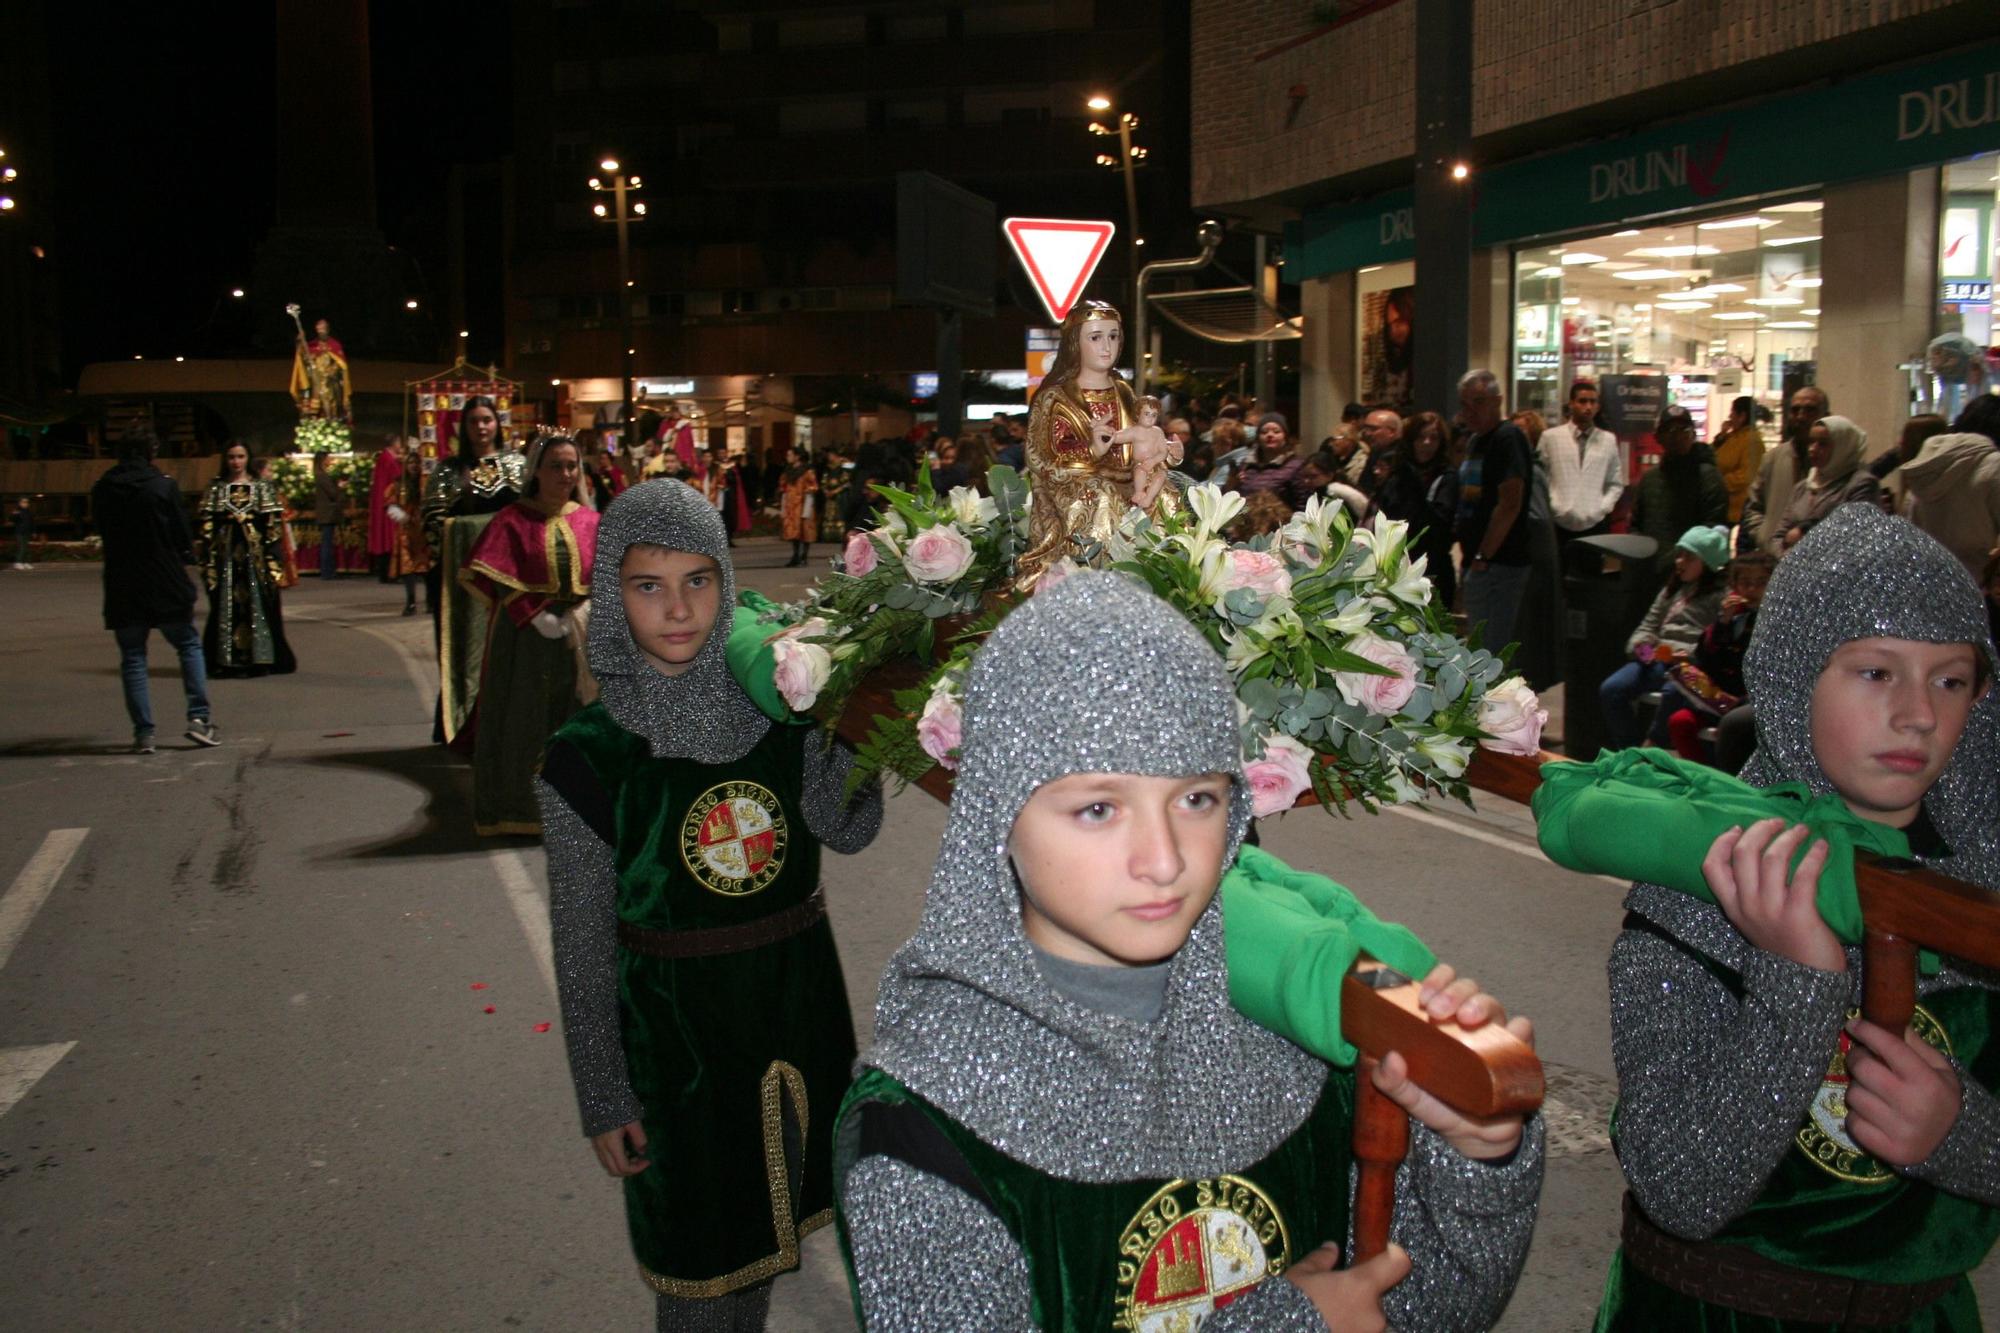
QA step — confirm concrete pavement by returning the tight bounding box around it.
[0,540,1991,1330]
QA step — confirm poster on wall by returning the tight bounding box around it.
[1359,286,1414,411]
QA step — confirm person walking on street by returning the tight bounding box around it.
[313,452,344,578]
[12,496,33,570]
[1457,369,1535,648]
[91,431,218,753]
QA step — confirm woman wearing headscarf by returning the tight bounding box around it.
[1774,414,1878,553]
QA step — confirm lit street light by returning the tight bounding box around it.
[1086,94,1147,362]
[231,288,246,299]
[589,157,646,451]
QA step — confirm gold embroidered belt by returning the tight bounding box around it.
[616,888,826,960]
[1620,1193,1958,1326]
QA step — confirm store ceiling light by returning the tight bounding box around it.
[1768,321,1818,329]
[1686,283,1746,296]
[1634,303,1652,311]
[1763,235,1821,246]
[1764,201,1823,213]
[1592,261,1647,271]
[1532,266,1565,278]
[1713,311,1766,320]
[1627,245,1720,258]
[1745,296,1804,306]
[1654,301,1711,311]
[1559,251,1607,264]
[1791,277,1823,287]
[1560,296,1581,305]
[1614,229,1642,237]
[1614,269,1682,281]
[1698,216,1776,230]
[1803,307,1821,316]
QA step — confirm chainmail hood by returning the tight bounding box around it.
[1742,502,2000,887]
[586,479,770,762]
[864,571,1326,1180]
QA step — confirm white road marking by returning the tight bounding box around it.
[1383,803,1625,887]
[0,1042,76,1120]
[287,609,435,713]
[492,848,556,998]
[0,828,88,971]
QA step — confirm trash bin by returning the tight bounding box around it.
[1561,533,1660,762]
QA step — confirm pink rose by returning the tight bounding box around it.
[1477,676,1549,756]
[1033,556,1081,595]
[916,685,964,769]
[1244,734,1314,817]
[770,634,832,712]
[901,524,975,585]
[843,530,878,576]
[1219,548,1292,605]
[1332,635,1419,716]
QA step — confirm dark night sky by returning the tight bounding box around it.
[43,2,510,376]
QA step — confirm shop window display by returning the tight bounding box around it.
[1929,153,2000,421]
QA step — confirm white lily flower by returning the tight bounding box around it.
[1384,552,1433,606]
[1414,733,1473,777]
[1222,627,1266,674]
[1323,594,1390,636]
[1194,542,1231,608]
[879,509,910,539]
[1186,484,1244,540]
[946,485,999,528]
[1383,768,1428,805]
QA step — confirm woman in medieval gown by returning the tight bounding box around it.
[200,442,298,678]
[458,432,599,835]
[1014,299,1182,590]
[421,396,526,743]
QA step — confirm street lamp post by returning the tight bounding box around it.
[1088,97,1148,382]
[589,159,646,450]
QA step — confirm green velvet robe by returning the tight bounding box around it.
[1597,978,2000,1331]
[836,1068,1355,1330]
[547,704,857,1297]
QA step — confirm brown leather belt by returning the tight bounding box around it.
[1621,1193,1958,1326]
[616,888,827,960]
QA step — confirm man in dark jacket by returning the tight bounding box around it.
[313,452,343,578]
[1631,404,1729,577]
[92,431,218,753]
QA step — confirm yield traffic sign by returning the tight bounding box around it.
[1003,217,1117,323]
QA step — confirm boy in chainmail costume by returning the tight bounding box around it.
[535,479,882,1331]
[1598,503,2000,1328]
[834,571,1544,1330]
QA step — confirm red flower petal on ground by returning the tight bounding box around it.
[532,1022,552,1033]
[470,982,489,990]
[483,1005,496,1014]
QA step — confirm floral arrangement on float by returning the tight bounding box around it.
[757,464,1548,817]
[294,415,353,454]
[267,452,370,511]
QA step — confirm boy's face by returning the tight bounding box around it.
[1811,637,1986,827]
[1008,771,1233,968]
[1732,566,1772,607]
[619,546,722,677]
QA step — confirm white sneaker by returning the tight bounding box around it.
[185,718,220,747]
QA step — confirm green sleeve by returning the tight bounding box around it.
[1221,844,1437,1066]
[1530,748,1911,945]
[725,592,812,725]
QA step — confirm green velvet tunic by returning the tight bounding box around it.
[549,703,858,1297]
[1597,979,2000,1332]
[836,1067,1355,1331]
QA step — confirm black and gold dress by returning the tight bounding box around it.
[199,477,297,677]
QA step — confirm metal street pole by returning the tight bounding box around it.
[1413,0,1473,415]
[1117,113,1142,362]
[613,174,635,453]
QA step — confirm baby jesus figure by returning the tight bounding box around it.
[1091,395,1181,511]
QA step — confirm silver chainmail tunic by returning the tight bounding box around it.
[533,480,881,1328]
[839,570,1541,1331]
[1613,500,2000,1240]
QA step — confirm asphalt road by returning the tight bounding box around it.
[0,539,1992,1330]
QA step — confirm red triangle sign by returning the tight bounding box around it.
[1003,217,1117,323]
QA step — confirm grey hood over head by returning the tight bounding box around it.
[585,478,770,763]
[862,571,1327,1180]
[1742,502,2000,889]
